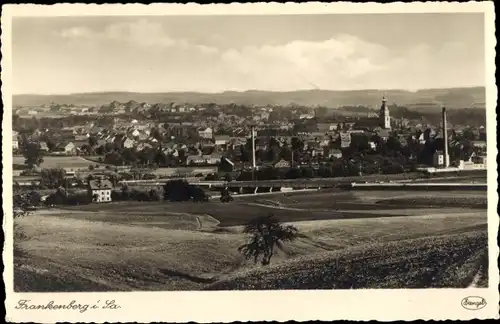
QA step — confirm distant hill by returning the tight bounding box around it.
[13,87,485,110]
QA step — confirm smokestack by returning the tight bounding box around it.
[251,126,256,170]
[442,107,449,167]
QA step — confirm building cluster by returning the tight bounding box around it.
[14,97,487,176]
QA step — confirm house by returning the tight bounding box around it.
[214,135,231,146]
[88,179,113,203]
[299,114,314,120]
[471,141,487,149]
[73,140,88,151]
[340,132,351,148]
[397,135,409,147]
[136,142,153,152]
[123,137,135,149]
[198,127,213,139]
[376,129,391,141]
[186,154,221,166]
[218,157,235,172]
[459,154,487,170]
[274,159,291,169]
[319,136,331,147]
[89,126,105,135]
[327,149,343,159]
[55,142,76,154]
[39,141,49,152]
[75,135,88,141]
[136,133,149,141]
[12,135,19,150]
[131,129,141,137]
[433,150,448,167]
[317,123,334,133]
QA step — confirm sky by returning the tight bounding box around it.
[12,13,485,94]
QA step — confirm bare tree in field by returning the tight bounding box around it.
[238,214,300,266]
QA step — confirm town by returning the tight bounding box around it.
[13,92,487,205]
[9,8,493,300]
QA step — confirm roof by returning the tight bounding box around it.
[472,141,487,146]
[88,179,113,190]
[376,129,391,138]
[221,157,234,166]
[56,141,73,149]
[214,135,231,140]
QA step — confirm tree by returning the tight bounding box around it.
[13,189,33,259]
[22,142,44,168]
[41,168,67,189]
[238,214,300,266]
[220,187,233,203]
[88,135,98,147]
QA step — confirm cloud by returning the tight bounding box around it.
[59,26,94,38]
[58,19,219,53]
[39,23,483,93]
[216,34,393,91]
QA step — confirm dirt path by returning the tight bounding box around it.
[467,257,488,288]
[243,202,305,211]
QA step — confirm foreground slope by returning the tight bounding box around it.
[206,231,488,290]
[14,207,487,291]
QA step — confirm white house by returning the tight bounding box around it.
[274,159,291,169]
[88,179,113,203]
[432,150,448,167]
[340,132,351,148]
[12,135,19,150]
[123,137,135,149]
[198,127,213,139]
[214,135,231,146]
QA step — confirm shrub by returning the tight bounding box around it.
[163,180,209,202]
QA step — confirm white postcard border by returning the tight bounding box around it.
[2,2,498,322]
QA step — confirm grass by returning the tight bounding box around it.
[13,203,487,292]
[376,196,487,209]
[14,216,245,291]
[58,190,487,227]
[13,156,99,170]
[205,230,488,290]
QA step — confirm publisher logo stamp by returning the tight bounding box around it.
[461,296,487,310]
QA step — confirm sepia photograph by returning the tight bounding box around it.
[2,2,498,322]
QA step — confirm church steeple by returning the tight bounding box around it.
[379,96,391,130]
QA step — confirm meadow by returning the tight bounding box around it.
[13,156,99,170]
[14,189,488,291]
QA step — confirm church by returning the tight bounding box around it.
[353,97,392,131]
[379,96,391,130]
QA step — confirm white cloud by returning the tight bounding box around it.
[215,34,393,91]
[59,26,93,38]
[47,23,483,93]
[58,19,219,53]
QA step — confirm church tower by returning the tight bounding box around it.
[379,96,391,130]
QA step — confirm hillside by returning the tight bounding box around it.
[13,87,485,109]
[206,230,488,290]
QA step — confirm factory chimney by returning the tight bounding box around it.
[251,125,256,172]
[442,107,450,167]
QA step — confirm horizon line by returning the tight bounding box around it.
[13,85,486,97]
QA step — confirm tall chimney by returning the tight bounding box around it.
[442,107,449,167]
[251,125,256,170]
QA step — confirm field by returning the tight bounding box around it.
[13,156,99,170]
[14,189,488,291]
